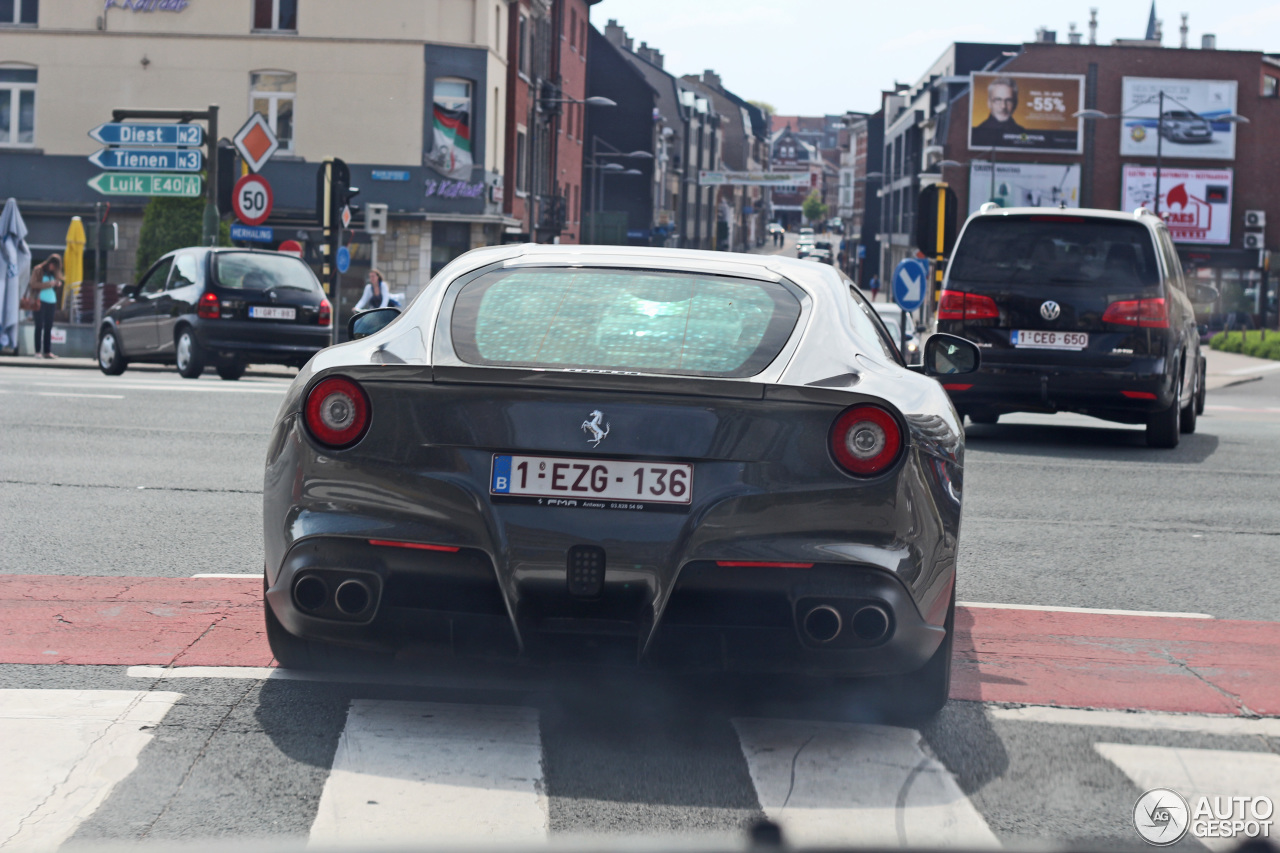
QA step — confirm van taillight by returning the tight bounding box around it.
[318,298,332,327]
[1102,298,1168,328]
[197,291,220,319]
[938,290,999,321]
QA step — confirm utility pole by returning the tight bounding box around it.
[1154,91,1165,218]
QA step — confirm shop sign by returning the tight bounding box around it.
[104,0,190,11]
[425,179,485,200]
[1122,165,1233,245]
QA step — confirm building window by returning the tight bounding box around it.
[569,8,577,50]
[573,184,580,223]
[1,0,37,25]
[515,129,528,193]
[254,0,297,31]
[0,65,36,146]
[432,222,471,276]
[580,21,588,58]
[518,14,530,78]
[1265,76,1279,98]
[249,71,295,153]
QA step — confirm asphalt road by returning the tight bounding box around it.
[1,362,1279,849]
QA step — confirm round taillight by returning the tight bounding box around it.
[830,405,903,476]
[304,376,370,449]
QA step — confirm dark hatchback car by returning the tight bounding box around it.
[98,248,332,379]
[936,207,1211,448]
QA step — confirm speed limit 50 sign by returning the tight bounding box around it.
[232,174,273,226]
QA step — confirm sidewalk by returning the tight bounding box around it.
[1203,347,1280,391]
[0,354,298,380]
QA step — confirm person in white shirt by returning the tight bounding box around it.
[353,269,398,312]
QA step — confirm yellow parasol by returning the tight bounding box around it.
[64,216,86,310]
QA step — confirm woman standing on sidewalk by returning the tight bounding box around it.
[28,254,62,359]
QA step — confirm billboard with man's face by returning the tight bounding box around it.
[1119,78,1239,160]
[969,72,1084,153]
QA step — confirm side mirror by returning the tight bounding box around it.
[122,283,140,298]
[1192,283,1219,304]
[348,306,401,340]
[922,333,981,377]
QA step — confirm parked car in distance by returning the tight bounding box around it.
[936,207,1210,447]
[97,248,332,380]
[873,303,921,364]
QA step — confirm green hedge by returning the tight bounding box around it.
[1210,330,1280,360]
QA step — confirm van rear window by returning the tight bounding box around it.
[450,268,801,378]
[949,219,1161,290]
[213,253,320,292]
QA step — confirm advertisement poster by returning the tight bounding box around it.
[1119,78,1238,161]
[1122,165,1233,244]
[969,72,1084,153]
[968,163,1080,214]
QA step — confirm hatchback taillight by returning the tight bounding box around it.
[830,405,903,477]
[197,291,220,319]
[304,376,370,449]
[1102,297,1168,328]
[318,298,332,327]
[937,290,999,321]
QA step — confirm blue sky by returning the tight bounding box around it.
[593,0,1280,115]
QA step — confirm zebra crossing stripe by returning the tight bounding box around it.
[1095,743,1280,853]
[732,718,1000,848]
[0,689,181,849]
[308,700,547,846]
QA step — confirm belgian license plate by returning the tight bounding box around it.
[249,306,295,320]
[491,455,693,505]
[1012,329,1089,350]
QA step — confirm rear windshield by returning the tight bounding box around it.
[450,268,802,377]
[949,218,1161,290]
[213,253,320,292]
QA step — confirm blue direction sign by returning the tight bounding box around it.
[88,122,204,147]
[89,147,202,173]
[230,223,275,244]
[336,246,352,274]
[892,258,929,313]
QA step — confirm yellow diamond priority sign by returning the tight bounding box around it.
[233,112,279,174]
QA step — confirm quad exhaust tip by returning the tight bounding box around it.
[802,605,843,644]
[293,575,328,613]
[334,579,372,616]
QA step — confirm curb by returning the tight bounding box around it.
[0,355,298,380]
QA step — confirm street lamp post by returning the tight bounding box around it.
[586,136,652,244]
[1075,96,1249,218]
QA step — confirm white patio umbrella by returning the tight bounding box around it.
[0,198,33,353]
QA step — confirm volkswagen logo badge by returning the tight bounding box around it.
[1040,300,1062,321]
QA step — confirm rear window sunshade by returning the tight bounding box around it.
[449,268,801,378]
[949,218,1161,290]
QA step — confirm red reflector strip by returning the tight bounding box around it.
[943,384,973,391]
[715,561,814,568]
[1121,391,1158,400]
[368,539,460,552]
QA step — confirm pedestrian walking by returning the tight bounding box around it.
[353,269,400,312]
[28,254,62,358]
[868,274,880,302]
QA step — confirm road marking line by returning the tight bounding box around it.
[733,718,1000,848]
[959,602,1212,619]
[191,573,261,579]
[1096,743,1280,852]
[1205,405,1280,413]
[0,381,285,395]
[0,689,181,850]
[125,665,524,692]
[1224,362,1280,375]
[309,700,546,846]
[34,392,125,399]
[990,706,1280,736]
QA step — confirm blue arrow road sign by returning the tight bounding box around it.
[893,258,929,313]
[89,147,203,172]
[230,224,274,244]
[336,246,351,274]
[87,122,204,147]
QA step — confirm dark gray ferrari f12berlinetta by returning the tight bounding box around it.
[263,245,979,716]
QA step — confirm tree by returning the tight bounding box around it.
[135,195,230,276]
[802,189,828,225]
[748,99,776,116]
